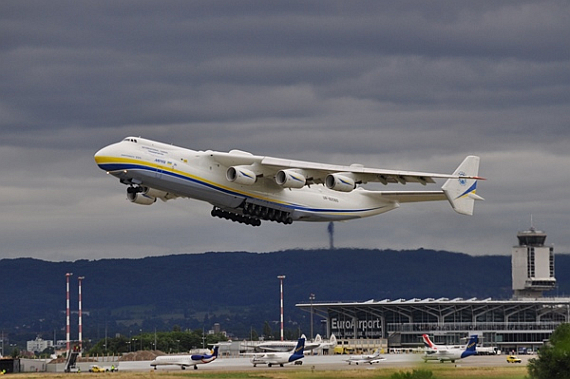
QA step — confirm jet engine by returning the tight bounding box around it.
[126,187,170,205]
[226,166,257,185]
[325,173,356,192]
[275,169,306,189]
[127,191,156,205]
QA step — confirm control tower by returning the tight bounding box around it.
[512,226,556,298]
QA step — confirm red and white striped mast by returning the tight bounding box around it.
[65,273,73,352]
[277,275,286,341]
[78,276,85,355]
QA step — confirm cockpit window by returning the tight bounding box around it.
[123,138,138,143]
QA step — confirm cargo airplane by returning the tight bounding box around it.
[422,334,478,363]
[150,346,218,370]
[94,137,484,226]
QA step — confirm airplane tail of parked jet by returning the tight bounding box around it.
[460,335,478,358]
[422,334,437,350]
[442,155,484,215]
[329,334,337,345]
[289,338,305,362]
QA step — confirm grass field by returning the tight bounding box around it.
[12,366,529,379]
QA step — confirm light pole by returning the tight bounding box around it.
[309,293,316,341]
[277,275,286,341]
[65,273,73,352]
[78,276,85,355]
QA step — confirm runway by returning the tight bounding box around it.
[115,354,531,372]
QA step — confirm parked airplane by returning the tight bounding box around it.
[150,346,218,370]
[422,334,478,363]
[346,349,386,365]
[422,334,462,350]
[94,137,483,226]
[251,338,305,367]
[314,334,337,351]
[256,334,320,352]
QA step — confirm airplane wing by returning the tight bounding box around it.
[261,156,457,185]
[209,152,479,186]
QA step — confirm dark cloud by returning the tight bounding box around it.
[1,1,569,261]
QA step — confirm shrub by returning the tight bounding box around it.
[391,369,435,379]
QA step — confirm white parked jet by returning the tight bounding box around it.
[422,334,478,363]
[94,137,484,226]
[251,338,305,367]
[314,334,337,351]
[150,346,218,370]
[346,349,385,365]
[256,334,320,352]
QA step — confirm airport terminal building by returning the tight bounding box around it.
[297,296,569,353]
[297,227,570,353]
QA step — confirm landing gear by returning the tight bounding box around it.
[243,203,293,224]
[211,202,293,227]
[211,208,261,226]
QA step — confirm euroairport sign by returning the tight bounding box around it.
[330,317,382,338]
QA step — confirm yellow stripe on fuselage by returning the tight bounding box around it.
[95,155,300,208]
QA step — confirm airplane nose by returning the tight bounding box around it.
[94,144,116,168]
[94,146,107,162]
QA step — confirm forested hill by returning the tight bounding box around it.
[2,248,569,343]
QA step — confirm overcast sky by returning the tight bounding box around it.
[1,1,569,262]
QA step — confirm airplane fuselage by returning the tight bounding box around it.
[150,347,218,370]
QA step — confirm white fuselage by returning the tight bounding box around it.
[94,138,399,222]
[346,351,384,365]
[256,340,320,352]
[150,352,216,369]
[423,348,465,362]
[250,352,300,367]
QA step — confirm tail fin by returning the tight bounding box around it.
[422,334,437,350]
[329,334,337,345]
[460,335,478,358]
[442,156,484,215]
[289,338,305,362]
[314,334,322,343]
[212,346,219,358]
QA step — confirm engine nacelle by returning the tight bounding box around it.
[275,170,306,189]
[226,166,257,185]
[127,191,156,205]
[325,173,356,192]
[142,187,170,200]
